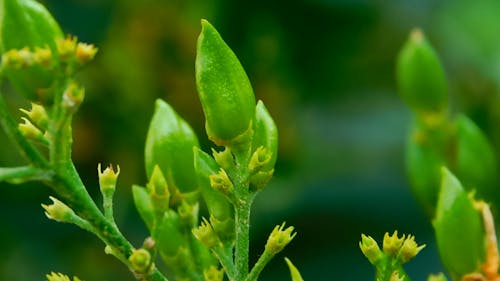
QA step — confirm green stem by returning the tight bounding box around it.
[245,250,274,281]
[234,193,251,280]
[0,165,52,183]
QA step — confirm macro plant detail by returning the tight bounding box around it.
[0,0,300,280]
[361,29,500,281]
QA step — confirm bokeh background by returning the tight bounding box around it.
[2,0,500,280]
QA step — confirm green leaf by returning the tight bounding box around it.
[0,0,63,101]
[396,29,447,115]
[433,168,485,281]
[195,19,255,145]
[145,99,199,194]
[132,185,155,231]
[284,258,304,281]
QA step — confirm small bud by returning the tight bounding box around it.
[285,258,304,281]
[147,166,170,219]
[265,222,296,254]
[75,42,98,64]
[397,235,425,264]
[250,169,274,192]
[177,200,199,228]
[192,217,221,249]
[46,272,81,281]
[383,231,405,257]
[42,196,77,223]
[19,117,45,141]
[203,266,224,281]
[129,248,152,274]
[34,47,53,67]
[390,271,404,281]
[57,36,78,62]
[20,103,49,130]
[98,163,120,196]
[359,234,384,265]
[210,215,235,244]
[62,82,85,111]
[252,100,278,170]
[143,237,156,251]
[209,169,234,198]
[427,273,448,281]
[2,48,34,68]
[248,146,272,174]
[212,147,235,171]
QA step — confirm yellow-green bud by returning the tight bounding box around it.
[427,273,448,281]
[20,102,49,130]
[383,231,405,257]
[250,169,274,192]
[192,218,221,249]
[265,222,296,254]
[2,48,34,68]
[19,117,45,141]
[56,36,77,62]
[397,235,425,264]
[359,234,383,265]
[33,46,52,67]
[129,248,152,274]
[212,147,235,171]
[209,169,234,198]
[62,82,85,111]
[203,266,224,281]
[41,196,76,223]
[248,146,272,174]
[252,100,278,170]
[75,42,98,64]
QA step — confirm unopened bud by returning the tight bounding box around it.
[57,36,77,62]
[359,234,384,265]
[98,163,120,196]
[20,103,49,130]
[192,218,221,249]
[209,169,234,197]
[19,117,47,144]
[383,231,405,257]
[75,42,98,64]
[203,266,224,281]
[147,165,170,218]
[212,147,235,171]
[42,196,76,223]
[62,82,84,111]
[2,48,34,69]
[34,47,53,67]
[248,146,272,174]
[265,222,296,254]
[250,169,274,192]
[129,248,152,274]
[397,235,425,264]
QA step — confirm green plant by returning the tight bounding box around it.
[0,0,302,280]
[360,29,500,281]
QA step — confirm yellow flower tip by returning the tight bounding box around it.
[383,230,405,257]
[398,235,426,264]
[42,196,75,223]
[46,272,71,281]
[98,163,120,192]
[2,48,34,68]
[192,217,220,249]
[34,46,53,67]
[75,42,98,64]
[57,35,78,61]
[209,168,234,196]
[359,234,383,265]
[265,222,297,254]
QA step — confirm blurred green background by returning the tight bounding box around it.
[2,0,500,280]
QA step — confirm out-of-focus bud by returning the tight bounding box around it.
[453,115,497,206]
[45,272,81,281]
[62,81,84,112]
[19,117,46,143]
[203,266,224,281]
[1,0,63,101]
[75,42,98,64]
[195,19,255,146]
[145,99,199,195]
[146,165,170,220]
[129,248,152,274]
[396,29,448,115]
[433,168,485,281]
[56,36,77,62]
[177,200,199,228]
[427,273,448,281]
[20,102,49,130]
[1,48,34,68]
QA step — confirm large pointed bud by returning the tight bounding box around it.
[396,29,447,116]
[145,99,199,195]
[433,168,485,281]
[0,0,63,102]
[195,19,256,146]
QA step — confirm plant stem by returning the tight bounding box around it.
[234,193,251,280]
[245,251,273,281]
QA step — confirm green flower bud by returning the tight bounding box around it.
[397,235,425,264]
[145,99,199,194]
[204,266,224,281]
[383,231,405,258]
[0,0,63,101]
[433,168,485,281]
[453,115,497,205]
[156,210,188,256]
[192,217,221,249]
[396,29,447,115]
[252,100,278,170]
[19,102,49,130]
[146,165,170,220]
[132,185,155,230]
[129,248,152,274]
[41,196,77,224]
[285,258,304,281]
[194,147,233,222]
[406,124,445,217]
[97,163,119,197]
[209,168,234,199]
[359,234,384,265]
[195,19,256,146]
[265,222,296,255]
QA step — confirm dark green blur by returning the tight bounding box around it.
[2,0,500,280]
